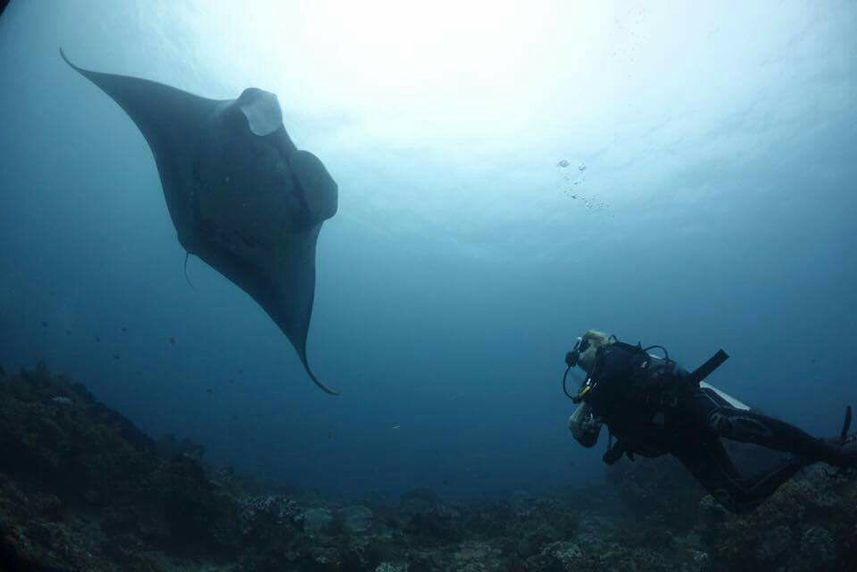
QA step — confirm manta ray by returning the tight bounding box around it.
[61,49,339,395]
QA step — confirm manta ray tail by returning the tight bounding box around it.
[299,352,339,396]
[59,48,79,72]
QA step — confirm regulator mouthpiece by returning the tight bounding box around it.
[565,337,583,367]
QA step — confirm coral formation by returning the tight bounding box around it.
[0,363,855,571]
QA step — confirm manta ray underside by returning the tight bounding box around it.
[61,49,339,395]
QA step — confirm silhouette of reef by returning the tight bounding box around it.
[0,362,855,571]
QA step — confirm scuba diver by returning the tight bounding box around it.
[564,330,857,513]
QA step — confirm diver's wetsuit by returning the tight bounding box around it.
[667,385,839,513]
[573,342,853,514]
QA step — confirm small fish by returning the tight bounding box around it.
[392,424,401,430]
[65,329,71,336]
[52,396,73,406]
[112,354,119,360]
[578,163,587,171]
[239,369,245,375]
[121,327,128,333]
[557,159,569,168]
[206,388,213,394]
[41,321,48,328]
[442,479,450,486]
[95,336,101,343]
[228,378,234,384]
[327,432,333,440]
[168,337,176,345]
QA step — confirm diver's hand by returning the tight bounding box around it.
[568,403,601,448]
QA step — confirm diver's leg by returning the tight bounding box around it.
[671,438,804,514]
[691,387,855,467]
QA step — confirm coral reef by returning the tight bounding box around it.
[0,363,855,571]
[701,465,857,570]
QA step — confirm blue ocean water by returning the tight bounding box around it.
[0,0,855,499]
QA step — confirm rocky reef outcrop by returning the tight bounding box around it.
[0,363,855,571]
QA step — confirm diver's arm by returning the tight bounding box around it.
[568,402,602,448]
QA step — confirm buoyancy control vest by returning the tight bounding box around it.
[575,339,729,462]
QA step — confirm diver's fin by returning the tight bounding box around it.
[841,405,852,442]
